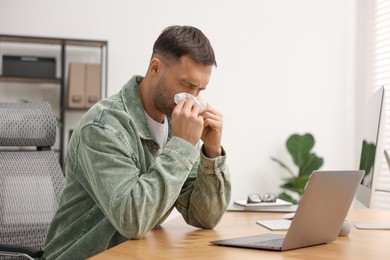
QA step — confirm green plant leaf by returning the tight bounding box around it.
[298,153,324,176]
[277,191,298,204]
[286,133,314,167]
[359,140,376,176]
[270,156,295,177]
[270,132,324,205]
[280,176,310,195]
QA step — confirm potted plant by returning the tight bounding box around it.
[271,133,324,204]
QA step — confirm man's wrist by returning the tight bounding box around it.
[202,145,222,158]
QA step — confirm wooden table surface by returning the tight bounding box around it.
[90,209,390,259]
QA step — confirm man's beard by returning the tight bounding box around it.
[153,78,174,117]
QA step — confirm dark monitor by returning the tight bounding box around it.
[356,86,385,208]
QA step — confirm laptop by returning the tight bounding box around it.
[210,170,364,251]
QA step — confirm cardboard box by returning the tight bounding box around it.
[67,63,85,108]
[85,63,101,108]
[67,63,101,108]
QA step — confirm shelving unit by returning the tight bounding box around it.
[0,35,108,166]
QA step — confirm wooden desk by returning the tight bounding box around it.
[90,209,390,259]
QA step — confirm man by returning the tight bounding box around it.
[43,25,231,259]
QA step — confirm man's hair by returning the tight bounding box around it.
[152,25,217,66]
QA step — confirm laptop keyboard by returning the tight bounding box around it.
[247,237,285,247]
[256,219,291,231]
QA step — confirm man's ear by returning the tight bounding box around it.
[150,57,160,74]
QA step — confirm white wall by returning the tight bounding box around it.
[0,0,359,202]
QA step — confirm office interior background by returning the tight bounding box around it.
[0,0,389,210]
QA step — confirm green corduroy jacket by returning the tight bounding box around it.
[42,75,231,259]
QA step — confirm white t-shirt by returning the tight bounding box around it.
[144,112,168,154]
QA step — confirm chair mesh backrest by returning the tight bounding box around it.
[0,102,56,147]
[0,102,64,249]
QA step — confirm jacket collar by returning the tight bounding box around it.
[121,75,172,141]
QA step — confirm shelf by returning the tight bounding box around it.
[0,35,62,45]
[0,35,107,48]
[64,107,90,112]
[0,34,108,167]
[0,76,61,84]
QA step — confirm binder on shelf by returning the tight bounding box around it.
[85,63,101,108]
[67,62,101,108]
[68,63,85,108]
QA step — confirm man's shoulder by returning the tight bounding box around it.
[81,95,119,117]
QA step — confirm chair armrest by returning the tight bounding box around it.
[0,243,44,258]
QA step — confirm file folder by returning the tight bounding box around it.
[68,63,86,108]
[85,63,101,108]
[67,63,101,108]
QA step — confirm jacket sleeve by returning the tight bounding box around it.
[175,146,232,229]
[72,123,201,239]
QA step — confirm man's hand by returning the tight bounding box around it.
[171,99,204,146]
[201,104,223,158]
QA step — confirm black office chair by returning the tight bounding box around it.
[0,102,65,259]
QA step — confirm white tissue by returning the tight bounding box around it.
[174,92,207,113]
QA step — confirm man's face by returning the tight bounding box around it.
[152,55,212,117]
